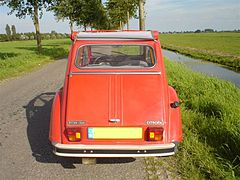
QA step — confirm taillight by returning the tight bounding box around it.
[146,127,164,141]
[66,128,81,142]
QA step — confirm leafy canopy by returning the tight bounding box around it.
[2,0,52,19]
[106,0,138,29]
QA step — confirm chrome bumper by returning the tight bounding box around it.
[52,142,177,157]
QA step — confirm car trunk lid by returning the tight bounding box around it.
[66,73,166,129]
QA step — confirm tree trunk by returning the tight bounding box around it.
[127,11,130,30]
[139,0,145,30]
[33,0,42,52]
[70,20,73,34]
[119,21,122,30]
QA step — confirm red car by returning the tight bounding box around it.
[49,30,182,158]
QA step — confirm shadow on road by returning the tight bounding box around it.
[25,92,135,168]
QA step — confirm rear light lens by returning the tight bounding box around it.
[146,127,164,141]
[66,128,81,142]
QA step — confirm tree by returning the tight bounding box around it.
[51,0,108,31]
[51,30,57,35]
[125,0,138,30]
[195,29,201,33]
[50,0,79,33]
[92,6,109,30]
[138,0,145,30]
[106,0,138,30]
[11,25,17,40]
[5,24,11,40]
[204,28,214,33]
[0,34,9,42]
[1,0,52,51]
[76,0,108,30]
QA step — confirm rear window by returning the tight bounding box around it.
[75,45,155,68]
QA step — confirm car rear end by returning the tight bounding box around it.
[50,31,182,157]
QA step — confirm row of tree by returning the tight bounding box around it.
[1,0,146,52]
[161,29,240,34]
[51,0,145,31]
[1,26,69,42]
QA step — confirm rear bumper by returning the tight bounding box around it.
[52,142,177,157]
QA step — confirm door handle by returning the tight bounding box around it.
[109,118,120,123]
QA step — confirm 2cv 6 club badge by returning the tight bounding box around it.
[49,30,182,159]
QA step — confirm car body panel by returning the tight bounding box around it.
[66,74,165,127]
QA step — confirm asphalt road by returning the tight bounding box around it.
[0,59,147,180]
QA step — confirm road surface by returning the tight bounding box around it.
[0,59,147,180]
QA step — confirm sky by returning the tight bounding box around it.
[0,0,239,34]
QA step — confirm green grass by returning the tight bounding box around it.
[164,58,240,179]
[159,32,240,71]
[0,39,71,81]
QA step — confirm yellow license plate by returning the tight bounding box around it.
[88,127,142,139]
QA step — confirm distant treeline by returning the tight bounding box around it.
[0,31,69,42]
[161,29,240,34]
[1,24,69,42]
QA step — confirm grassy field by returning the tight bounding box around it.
[154,59,240,179]
[0,39,71,81]
[159,32,240,71]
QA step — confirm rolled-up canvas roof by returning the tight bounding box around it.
[75,31,154,40]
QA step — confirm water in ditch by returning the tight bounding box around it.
[162,49,240,87]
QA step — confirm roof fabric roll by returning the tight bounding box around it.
[76,31,154,40]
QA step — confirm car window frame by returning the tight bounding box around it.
[74,44,157,70]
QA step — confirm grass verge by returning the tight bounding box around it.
[0,39,71,81]
[159,33,240,71]
[164,58,240,179]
